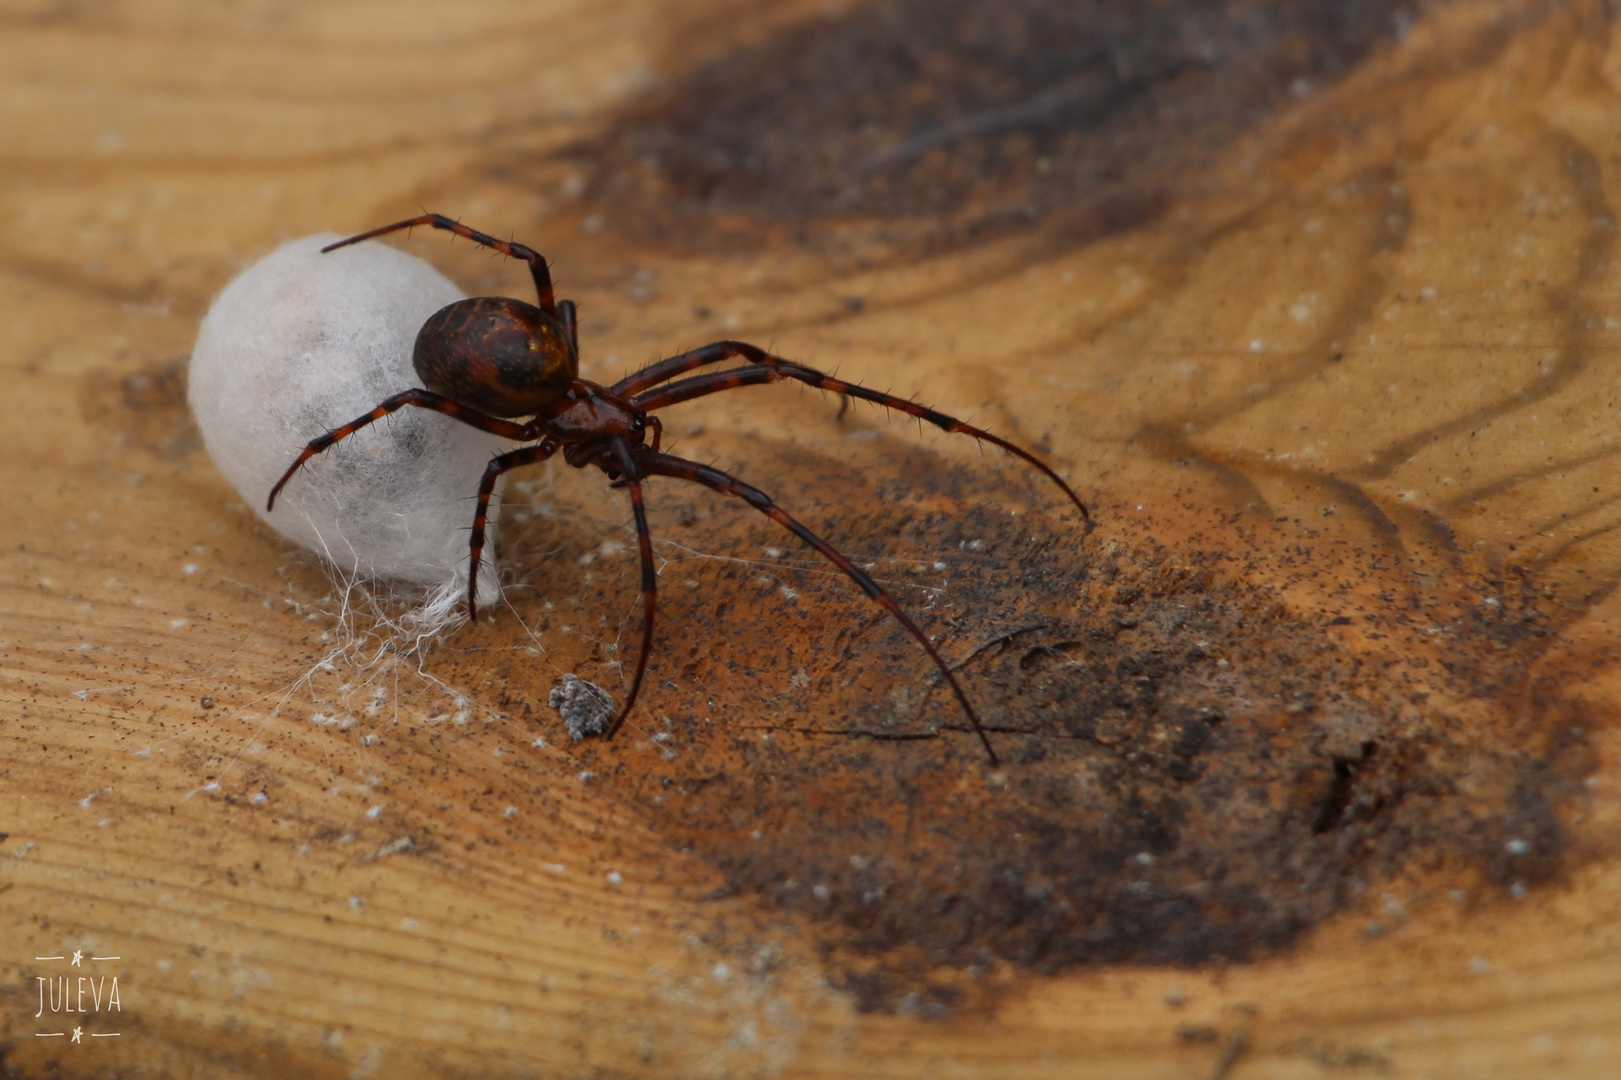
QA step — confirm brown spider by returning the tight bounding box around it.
[268,215,1088,763]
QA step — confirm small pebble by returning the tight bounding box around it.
[549,674,615,741]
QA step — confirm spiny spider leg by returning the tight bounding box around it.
[635,360,1089,520]
[632,450,1001,764]
[605,437,659,738]
[267,389,532,511]
[321,213,560,319]
[612,340,750,397]
[558,299,579,355]
[467,441,560,620]
[615,340,860,420]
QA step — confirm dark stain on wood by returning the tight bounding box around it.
[481,433,1597,1007]
[578,0,1418,255]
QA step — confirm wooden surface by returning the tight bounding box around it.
[4,1,1621,1076]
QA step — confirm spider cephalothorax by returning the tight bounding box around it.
[269,214,1088,763]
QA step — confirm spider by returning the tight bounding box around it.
[268,215,1088,764]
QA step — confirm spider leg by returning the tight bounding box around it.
[267,389,532,511]
[603,437,658,739]
[612,340,753,397]
[631,450,1000,765]
[466,440,560,620]
[635,362,1089,520]
[321,213,560,320]
[610,341,875,425]
[558,299,579,356]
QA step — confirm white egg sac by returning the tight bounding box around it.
[189,234,508,607]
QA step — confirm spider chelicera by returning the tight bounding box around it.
[268,215,1088,764]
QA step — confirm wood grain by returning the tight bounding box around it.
[3,1,1621,1077]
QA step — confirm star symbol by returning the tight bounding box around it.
[71,950,83,967]
[72,1027,82,1043]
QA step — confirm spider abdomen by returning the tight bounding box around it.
[413,296,577,417]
